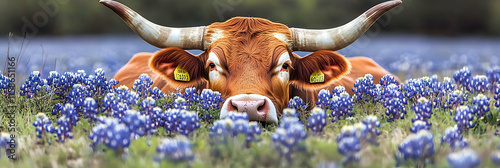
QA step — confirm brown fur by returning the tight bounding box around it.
[113,17,398,114]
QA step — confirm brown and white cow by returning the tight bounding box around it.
[100,0,401,123]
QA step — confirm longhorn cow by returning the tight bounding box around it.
[100,0,402,123]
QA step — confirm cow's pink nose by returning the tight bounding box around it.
[227,99,269,120]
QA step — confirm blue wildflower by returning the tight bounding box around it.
[382,84,407,122]
[122,110,147,138]
[0,73,12,97]
[352,74,378,104]
[337,137,361,165]
[163,109,181,134]
[178,110,200,136]
[89,117,131,150]
[395,130,434,166]
[316,89,332,109]
[454,106,475,133]
[410,120,430,134]
[154,136,194,162]
[20,71,43,98]
[55,115,74,143]
[444,90,468,113]
[0,133,15,159]
[33,113,55,144]
[361,115,381,145]
[471,94,490,119]
[412,97,433,128]
[199,89,224,110]
[380,74,399,87]
[83,97,99,124]
[306,107,327,135]
[330,92,354,122]
[441,125,468,152]
[447,148,480,168]
[173,97,190,110]
[468,75,489,94]
[271,116,307,159]
[495,84,500,108]
[288,96,308,112]
[132,73,153,98]
[492,151,500,166]
[453,67,472,89]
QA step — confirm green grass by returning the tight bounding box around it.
[1,90,500,168]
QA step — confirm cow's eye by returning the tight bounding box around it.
[209,63,216,69]
[282,63,289,70]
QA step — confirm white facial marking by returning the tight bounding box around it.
[274,52,291,83]
[208,52,223,82]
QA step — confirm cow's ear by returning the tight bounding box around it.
[149,47,206,88]
[290,50,351,89]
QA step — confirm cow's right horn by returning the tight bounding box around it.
[100,0,206,50]
[290,0,402,51]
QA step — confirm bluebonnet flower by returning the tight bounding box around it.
[178,110,200,136]
[454,106,475,133]
[471,94,490,119]
[337,137,361,165]
[468,75,489,94]
[141,97,156,115]
[199,89,224,110]
[52,103,62,115]
[288,96,308,112]
[382,84,407,122]
[20,71,43,98]
[68,84,88,108]
[361,115,381,145]
[173,97,190,110]
[453,67,472,89]
[336,124,367,144]
[331,92,354,122]
[380,74,399,87]
[486,67,500,89]
[107,79,119,92]
[441,125,468,152]
[115,85,139,106]
[122,110,147,138]
[442,77,455,94]
[444,90,468,114]
[0,73,12,97]
[495,84,500,108]
[154,136,194,162]
[410,120,430,133]
[316,89,332,109]
[132,73,153,98]
[55,115,74,143]
[33,113,55,144]
[352,74,378,104]
[209,118,234,142]
[83,97,99,124]
[180,87,199,104]
[447,148,480,168]
[282,108,300,118]
[149,87,165,99]
[62,103,79,128]
[75,70,88,84]
[491,150,500,166]
[226,111,250,120]
[306,107,327,135]
[163,108,181,134]
[210,112,261,146]
[412,97,432,128]
[332,86,346,96]
[89,117,131,151]
[395,130,434,166]
[0,133,15,159]
[271,116,307,159]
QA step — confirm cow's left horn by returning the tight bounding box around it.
[290,0,402,51]
[100,0,205,50]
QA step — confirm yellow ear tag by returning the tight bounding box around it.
[310,70,325,83]
[174,65,190,82]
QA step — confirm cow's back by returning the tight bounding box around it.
[290,56,398,107]
[113,52,174,92]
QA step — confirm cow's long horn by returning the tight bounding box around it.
[290,0,402,51]
[100,0,205,50]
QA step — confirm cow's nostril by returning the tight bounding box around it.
[257,101,266,111]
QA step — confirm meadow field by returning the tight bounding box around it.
[1,35,500,167]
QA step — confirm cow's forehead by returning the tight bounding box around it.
[206,17,292,71]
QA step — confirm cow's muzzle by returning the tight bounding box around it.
[220,94,278,123]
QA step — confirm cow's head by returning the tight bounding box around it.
[100,0,402,123]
